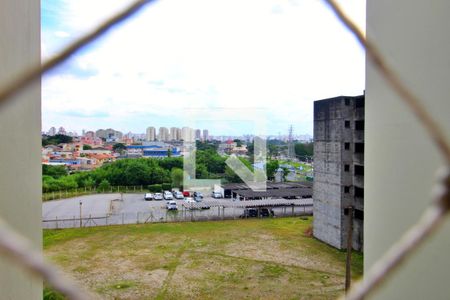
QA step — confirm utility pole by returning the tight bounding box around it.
[79,201,83,228]
[287,125,295,160]
[345,206,354,292]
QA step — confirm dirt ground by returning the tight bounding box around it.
[44,217,363,299]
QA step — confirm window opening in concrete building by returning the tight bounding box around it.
[354,186,364,198]
[354,209,364,220]
[354,164,364,176]
[354,142,364,153]
[355,120,364,130]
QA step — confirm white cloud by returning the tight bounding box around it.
[54,31,70,38]
[42,0,366,135]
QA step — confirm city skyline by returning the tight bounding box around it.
[43,124,313,141]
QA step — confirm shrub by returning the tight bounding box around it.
[162,183,172,191]
[98,179,111,192]
[148,184,162,192]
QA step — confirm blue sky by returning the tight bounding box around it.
[41,0,365,136]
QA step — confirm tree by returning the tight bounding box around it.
[42,134,73,146]
[268,144,279,159]
[266,160,279,181]
[233,139,243,147]
[82,144,92,150]
[171,168,184,189]
[42,165,67,178]
[112,143,127,153]
[281,167,290,182]
[83,177,95,188]
[98,179,111,192]
[294,142,313,160]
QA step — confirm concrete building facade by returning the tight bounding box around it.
[365,1,450,298]
[96,128,123,140]
[146,126,156,141]
[195,129,201,140]
[170,127,181,141]
[313,95,364,251]
[158,127,169,141]
[202,129,209,141]
[181,127,195,142]
[0,0,42,298]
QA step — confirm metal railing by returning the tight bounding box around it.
[0,0,448,299]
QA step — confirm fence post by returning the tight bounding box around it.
[55,216,58,229]
[291,205,294,216]
[122,213,124,225]
[136,212,139,224]
[106,214,108,226]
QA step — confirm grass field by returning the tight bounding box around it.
[44,217,362,299]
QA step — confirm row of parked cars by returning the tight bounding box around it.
[144,190,222,201]
[144,191,213,211]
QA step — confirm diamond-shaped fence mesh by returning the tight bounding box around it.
[0,0,448,299]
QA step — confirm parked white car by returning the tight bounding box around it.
[184,197,196,205]
[144,193,154,201]
[153,193,163,200]
[166,201,178,210]
[173,191,184,199]
[211,192,223,199]
[163,191,173,200]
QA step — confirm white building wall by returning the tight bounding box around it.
[0,0,42,298]
[366,1,450,299]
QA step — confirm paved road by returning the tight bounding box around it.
[42,193,313,228]
[43,193,120,219]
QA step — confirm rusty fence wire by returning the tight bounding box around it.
[0,0,449,299]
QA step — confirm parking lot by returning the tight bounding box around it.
[42,193,313,228]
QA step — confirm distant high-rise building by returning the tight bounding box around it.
[48,127,56,136]
[96,128,123,140]
[158,127,170,141]
[146,127,156,141]
[195,129,201,140]
[82,129,86,137]
[202,129,209,141]
[181,127,195,142]
[313,95,365,251]
[170,127,180,141]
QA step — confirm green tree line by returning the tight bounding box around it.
[42,150,280,193]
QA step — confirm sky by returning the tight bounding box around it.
[41,0,366,136]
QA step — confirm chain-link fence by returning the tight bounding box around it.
[42,203,313,229]
[0,0,449,299]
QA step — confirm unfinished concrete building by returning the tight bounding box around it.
[313,95,364,250]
